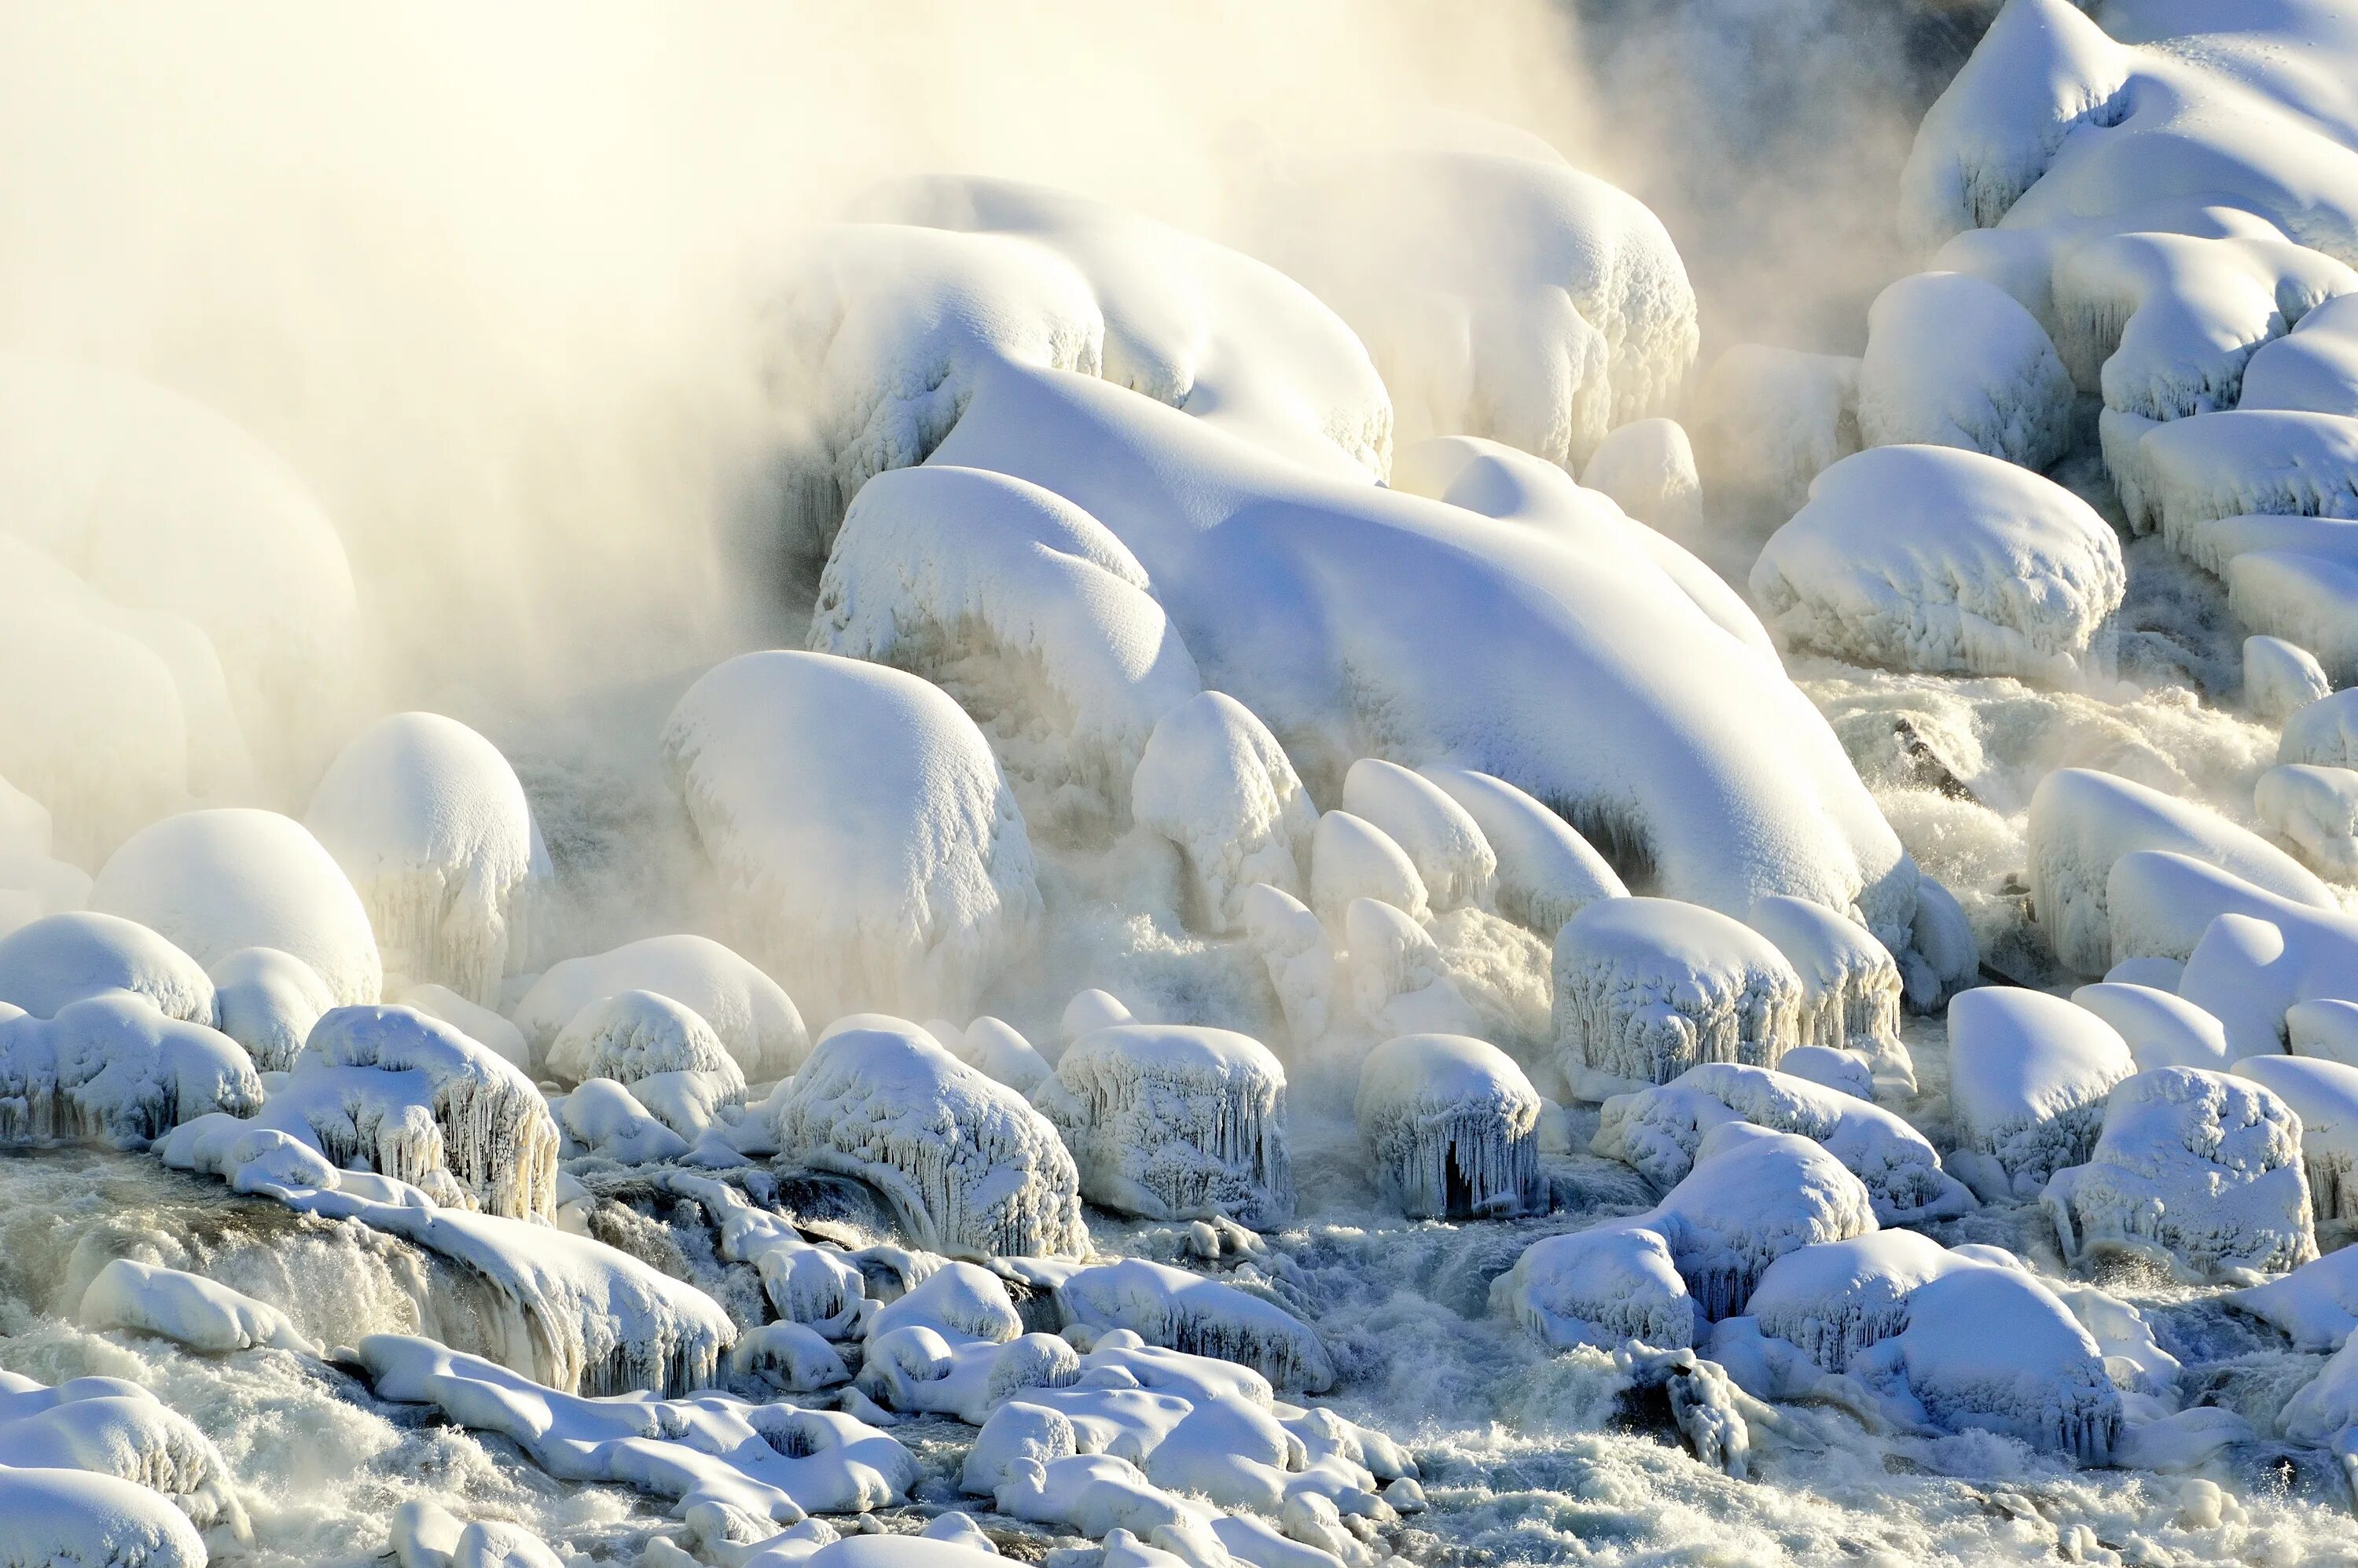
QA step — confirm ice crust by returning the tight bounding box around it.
[1551,897,1802,1096]
[1353,1032,1541,1220]
[1947,986,2135,1193]
[511,934,808,1085]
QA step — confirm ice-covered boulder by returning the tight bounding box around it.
[0,1467,207,1568]
[1744,895,1908,1092]
[2232,1055,2358,1224]
[2181,908,2358,1060]
[2247,636,2334,724]
[2231,1239,2358,1351]
[1419,766,1624,940]
[0,1367,246,1540]
[1051,1258,1333,1391]
[2228,549,2358,688]
[1308,810,1427,928]
[1494,1217,1697,1350]
[400,980,531,1074]
[1552,897,1802,1098]
[1594,1063,1971,1225]
[545,990,747,1103]
[1353,1032,1541,1220]
[777,1020,1085,1257]
[2255,763,2358,882]
[1856,272,2074,469]
[0,992,262,1147]
[2127,409,2358,543]
[2283,688,2358,769]
[2026,768,2334,977]
[1030,1023,1292,1230]
[1739,1231,1972,1374]
[1750,446,2125,685]
[91,808,381,1006]
[1947,986,2135,1195]
[1129,691,1316,933]
[560,1077,691,1165]
[0,909,214,1024]
[511,934,807,1085]
[2292,999,2358,1067]
[2044,1067,2315,1284]
[1776,1045,1875,1101]
[949,1016,1052,1096]
[1581,418,1704,547]
[1340,759,1495,915]
[208,946,334,1072]
[78,1258,318,1356]
[663,650,1041,1025]
[303,712,538,1006]
[2068,982,2231,1071]
[814,465,1203,838]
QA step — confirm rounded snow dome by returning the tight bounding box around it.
[547,988,744,1094]
[0,909,215,1023]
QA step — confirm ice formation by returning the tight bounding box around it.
[1417,766,1625,939]
[0,909,215,1025]
[2069,982,2231,1071]
[1353,1032,1542,1219]
[2247,636,2334,724]
[1129,691,1316,934]
[2181,906,2358,1061]
[1030,1023,1292,1229]
[207,944,334,1071]
[1750,445,2125,685]
[776,1019,1085,1256]
[1946,986,2134,1195]
[663,650,1041,1024]
[303,711,539,1005]
[1593,1063,1971,1226]
[2026,768,2335,977]
[546,988,746,1100]
[2256,763,2358,882]
[1339,759,1496,916]
[511,934,808,1085]
[1551,897,1802,1097]
[1855,271,2074,469]
[2293,999,2358,1067]
[2044,1067,2316,1283]
[2231,1056,2358,1224]
[79,1257,318,1355]
[0,992,262,1147]
[0,1367,247,1540]
[1307,811,1428,929]
[1744,894,1909,1092]
[1693,344,1860,523]
[1049,1259,1335,1392]
[1579,418,1703,549]
[90,807,383,1006]
[2283,688,2358,769]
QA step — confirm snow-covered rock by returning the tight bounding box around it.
[1031,1023,1291,1229]
[1340,759,1495,916]
[399,981,531,1074]
[1353,1032,1541,1220]
[2069,982,2231,1071]
[1776,1045,1875,1101]
[2282,688,2358,769]
[545,989,746,1105]
[304,712,538,1006]
[1418,766,1625,940]
[78,1258,318,1356]
[777,1019,1085,1257]
[1061,989,1135,1045]
[1745,895,1908,1092]
[2246,636,2334,724]
[208,946,334,1072]
[2292,998,2358,1067]
[2181,908,2358,1060]
[1856,271,2073,469]
[949,1016,1052,1096]
[1052,1259,1334,1392]
[2044,1067,2315,1284]
[1338,897,1480,1043]
[1493,1217,1697,1351]
[560,1078,690,1165]
[1947,986,2135,1195]
[91,808,381,1006]
[1581,418,1704,547]
[0,909,214,1024]
[1552,897,1802,1098]
[1594,1063,1971,1225]
[0,1367,246,1540]
[1308,811,1427,929]
[2228,549,2358,687]
[814,464,1202,839]
[2256,762,2358,882]
[2025,768,2334,977]
[1738,1230,1972,1374]
[2232,1239,2358,1351]
[2128,409,2358,543]
[2232,1056,2358,1224]
[663,650,1040,1025]
[0,1466,207,1568]
[511,934,807,1085]
[0,992,262,1148]
[1129,692,1315,934]
[1750,446,2125,686]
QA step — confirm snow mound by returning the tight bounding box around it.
[1493,1218,1697,1351]
[547,990,746,1102]
[0,1467,207,1568]
[2069,982,2231,1071]
[0,1367,245,1540]
[1857,272,2073,469]
[0,909,214,1024]
[2026,768,2334,977]
[947,1016,1052,1096]
[1130,692,1316,934]
[1947,986,2135,1195]
[91,808,381,1007]
[2232,1235,2358,1351]
[2292,999,2358,1067]
[1031,1023,1293,1229]
[78,1258,317,1356]
[2282,688,2358,769]
[2044,1067,2315,1284]
[2231,1056,2358,1225]
[2242,290,2358,415]
[1353,1032,1542,1219]
[400,981,531,1073]
[1052,1260,1334,1392]
[777,1019,1085,1258]
[560,1078,689,1166]
[813,464,1202,839]
[1745,895,1908,1092]
[1551,897,1802,1098]
[511,934,807,1085]
[2256,763,2358,882]
[1341,759,1495,915]
[208,946,334,1072]
[1418,766,1625,939]
[303,712,538,1006]
[663,651,1040,1026]
[860,1327,1081,1427]
[1581,418,1704,548]
[2247,636,2334,724]
[0,992,261,1148]
[2229,549,2358,688]
[2182,906,2358,1061]
[1739,1231,1973,1374]
[1750,445,2125,685]
[1777,1045,1874,1101]
[1594,1063,1971,1225]
[1309,812,1427,929]
[2128,409,2358,542]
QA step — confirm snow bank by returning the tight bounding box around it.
[546,990,746,1103]
[1340,759,1494,916]
[814,464,1203,839]
[776,1019,1085,1257]
[208,946,333,1072]
[91,808,381,1006]
[2025,768,2334,977]
[2283,688,2358,769]
[1947,986,2134,1194]
[2044,1067,2315,1284]
[2247,636,2334,724]
[1031,1023,1292,1229]
[2232,1056,2358,1224]
[1130,692,1316,934]
[303,712,538,1006]
[78,1258,317,1355]
[1750,446,2125,685]
[2068,982,2231,1071]
[1418,766,1624,939]
[1594,1063,1970,1225]
[663,651,1040,1026]
[2256,763,2358,881]
[0,909,214,1024]
[1353,1032,1541,1219]
[1551,897,1802,1097]
[0,993,261,1147]
[1856,272,2073,469]
[0,1368,244,1541]
[1052,1260,1333,1392]
[1745,895,1908,1092]
[511,934,807,1085]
